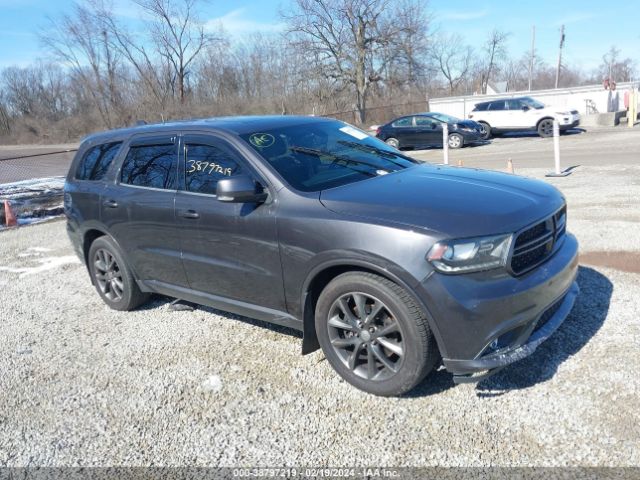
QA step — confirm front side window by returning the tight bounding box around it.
[184,143,244,195]
[415,116,437,127]
[120,143,177,190]
[240,120,418,192]
[521,97,546,109]
[507,99,523,110]
[76,142,122,181]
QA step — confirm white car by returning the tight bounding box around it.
[468,96,580,139]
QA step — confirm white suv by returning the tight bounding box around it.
[469,96,580,139]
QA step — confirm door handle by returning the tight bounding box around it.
[103,199,118,208]
[179,209,200,219]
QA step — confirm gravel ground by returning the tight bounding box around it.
[0,157,639,467]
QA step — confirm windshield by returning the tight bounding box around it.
[239,120,418,192]
[428,113,462,123]
[521,97,546,109]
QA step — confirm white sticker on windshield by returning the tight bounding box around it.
[339,125,369,140]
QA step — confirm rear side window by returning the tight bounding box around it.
[472,103,488,112]
[75,142,122,181]
[391,117,413,127]
[120,144,177,190]
[488,101,506,111]
[184,143,244,195]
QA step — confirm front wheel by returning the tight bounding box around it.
[448,133,463,149]
[478,122,491,140]
[385,137,400,149]
[315,272,439,396]
[537,119,555,137]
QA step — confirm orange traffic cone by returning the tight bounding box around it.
[457,158,464,167]
[4,200,17,227]
[507,158,514,174]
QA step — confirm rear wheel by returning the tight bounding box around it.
[478,122,491,140]
[315,272,439,396]
[385,137,400,149]
[537,118,554,137]
[448,133,463,149]
[88,236,150,311]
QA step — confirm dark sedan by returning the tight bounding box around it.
[376,112,484,149]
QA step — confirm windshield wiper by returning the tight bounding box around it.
[336,140,416,167]
[289,146,378,177]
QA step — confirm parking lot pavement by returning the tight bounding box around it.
[1,134,640,467]
[411,126,640,170]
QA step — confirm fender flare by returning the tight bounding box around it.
[299,253,446,357]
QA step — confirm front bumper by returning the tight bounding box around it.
[446,281,579,383]
[414,233,579,383]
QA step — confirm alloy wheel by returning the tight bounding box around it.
[448,135,462,148]
[539,119,554,136]
[327,292,404,381]
[93,248,124,302]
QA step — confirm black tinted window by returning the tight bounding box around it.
[488,101,506,111]
[507,99,522,110]
[185,143,243,195]
[415,117,437,127]
[76,142,121,181]
[120,144,176,189]
[391,117,413,127]
[473,103,488,111]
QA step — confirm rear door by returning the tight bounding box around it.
[174,133,286,312]
[483,100,509,127]
[101,133,188,287]
[390,117,419,147]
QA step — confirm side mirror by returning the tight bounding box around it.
[522,105,530,111]
[431,123,438,129]
[216,175,267,203]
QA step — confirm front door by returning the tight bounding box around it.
[414,116,442,146]
[174,133,286,312]
[101,134,188,287]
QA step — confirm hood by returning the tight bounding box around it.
[319,164,565,238]
[454,119,481,129]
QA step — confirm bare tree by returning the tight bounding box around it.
[134,0,217,104]
[41,2,124,128]
[478,29,510,94]
[431,33,473,95]
[599,45,636,82]
[283,0,430,124]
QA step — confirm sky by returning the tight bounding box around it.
[0,0,638,74]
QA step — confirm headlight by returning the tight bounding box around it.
[460,127,475,132]
[427,234,513,274]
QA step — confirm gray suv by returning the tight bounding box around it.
[65,116,579,396]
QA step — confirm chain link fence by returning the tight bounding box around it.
[0,148,76,227]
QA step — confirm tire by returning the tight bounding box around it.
[385,137,400,149]
[88,236,150,311]
[478,122,491,140]
[537,118,554,137]
[448,133,463,149]
[315,272,439,396]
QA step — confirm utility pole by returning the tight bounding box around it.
[528,25,536,91]
[555,25,565,89]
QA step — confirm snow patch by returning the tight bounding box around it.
[201,374,223,393]
[0,255,81,277]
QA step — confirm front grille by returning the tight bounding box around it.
[510,206,566,275]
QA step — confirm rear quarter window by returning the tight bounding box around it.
[75,142,122,181]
